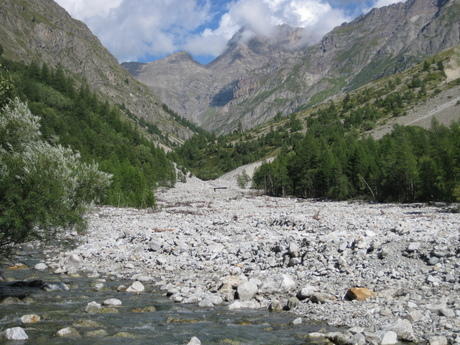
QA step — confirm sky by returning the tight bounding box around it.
[55,0,404,65]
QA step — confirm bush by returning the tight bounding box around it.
[0,99,111,259]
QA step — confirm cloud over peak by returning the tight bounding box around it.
[56,0,404,64]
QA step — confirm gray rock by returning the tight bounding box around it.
[286,296,300,310]
[260,274,296,294]
[187,336,201,345]
[376,330,398,345]
[268,299,283,312]
[297,285,317,300]
[55,327,81,337]
[2,327,28,341]
[382,318,416,342]
[237,281,258,301]
[429,335,448,345]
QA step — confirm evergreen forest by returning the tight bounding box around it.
[0,56,175,208]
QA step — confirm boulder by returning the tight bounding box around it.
[382,318,416,342]
[55,327,81,337]
[85,301,102,314]
[236,281,258,301]
[286,296,300,310]
[126,281,144,293]
[376,331,398,345]
[20,314,41,324]
[297,285,317,300]
[103,298,122,306]
[2,327,28,341]
[268,299,283,312]
[187,336,201,345]
[429,336,448,345]
[309,292,336,304]
[345,287,376,301]
[260,274,296,294]
[34,262,48,270]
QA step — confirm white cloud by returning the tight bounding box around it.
[373,0,403,8]
[55,0,405,63]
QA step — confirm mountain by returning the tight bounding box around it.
[0,0,193,143]
[124,0,460,134]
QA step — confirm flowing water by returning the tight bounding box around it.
[1,250,337,344]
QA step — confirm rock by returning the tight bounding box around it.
[345,287,376,301]
[187,336,201,345]
[286,296,300,310]
[290,317,302,325]
[326,331,351,345]
[72,319,102,328]
[2,327,28,341]
[126,281,144,293]
[103,298,122,306]
[93,282,104,291]
[297,285,317,300]
[349,332,366,345]
[20,314,41,324]
[34,262,48,270]
[376,330,398,345]
[268,299,283,312]
[85,329,108,337]
[260,274,296,294]
[382,318,416,342]
[228,300,260,310]
[85,301,102,314]
[41,282,69,291]
[237,281,258,301]
[309,292,336,304]
[55,327,81,337]
[429,335,448,345]
[406,242,420,252]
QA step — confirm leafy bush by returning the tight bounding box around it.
[0,99,111,259]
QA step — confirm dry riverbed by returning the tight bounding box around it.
[41,176,460,344]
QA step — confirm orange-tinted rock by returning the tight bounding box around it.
[346,287,376,301]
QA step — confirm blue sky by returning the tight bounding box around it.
[55,0,404,65]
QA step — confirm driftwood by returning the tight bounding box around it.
[213,187,228,192]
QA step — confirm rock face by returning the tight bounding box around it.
[124,0,460,134]
[0,0,193,142]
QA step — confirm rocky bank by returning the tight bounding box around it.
[42,176,460,344]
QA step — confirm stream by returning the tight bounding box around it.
[1,249,337,344]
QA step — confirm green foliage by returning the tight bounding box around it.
[1,57,175,208]
[0,98,111,259]
[253,117,460,203]
[236,169,251,189]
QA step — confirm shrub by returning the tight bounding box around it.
[0,99,111,259]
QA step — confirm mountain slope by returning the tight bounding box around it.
[125,0,460,134]
[0,0,193,143]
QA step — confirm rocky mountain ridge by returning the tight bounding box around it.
[0,0,193,143]
[124,0,460,134]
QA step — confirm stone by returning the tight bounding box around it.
[349,332,366,345]
[20,314,41,324]
[237,281,258,301]
[93,282,104,291]
[345,287,376,301]
[85,329,108,337]
[268,299,283,312]
[297,285,316,300]
[286,296,300,310]
[187,336,201,345]
[260,274,296,294]
[34,262,48,270]
[429,335,448,345]
[376,331,398,345]
[72,319,102,328]
[85,301,102,314]
[228,300,260,310]
[55,327,81,337]
[41,282,69,291]
[126,281,145,293]
[406,242,420,252]
[290,317,302,325]
[382,318,416,342]
[103,298,122,306]
[2,327,28,341]
[309,292,336,304]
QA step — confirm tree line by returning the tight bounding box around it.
[253,117,460,203]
